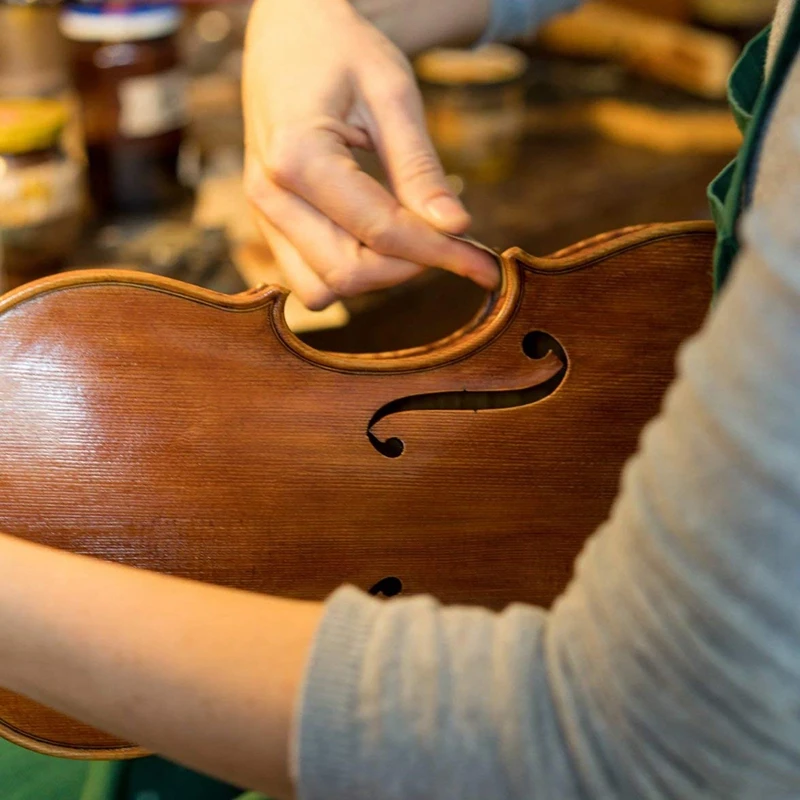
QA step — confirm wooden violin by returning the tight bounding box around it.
[0,220,714,758]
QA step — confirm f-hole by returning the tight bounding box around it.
[368,576,403,597]
[523,330,558,360]
[366,329,568,457]
[369,435,405,459]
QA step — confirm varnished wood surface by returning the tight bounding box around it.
[0,221,715,757]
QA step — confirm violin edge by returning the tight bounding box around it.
[506,219,717,273]
[277,220,717,371]
[0,221,717,379]
[0,268,288,317]
[0,716,146,760]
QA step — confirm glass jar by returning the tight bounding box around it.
[60,2,189,215]
[0,0,69,98]
[415,45,529,184]
[0,99,84,294]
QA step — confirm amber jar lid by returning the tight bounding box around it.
[0,98,67,155]
[415,45,529,87]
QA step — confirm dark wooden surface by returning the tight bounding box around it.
[0,221,714,756]
[465,134,727,253]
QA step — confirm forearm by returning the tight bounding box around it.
[0,532,322,798]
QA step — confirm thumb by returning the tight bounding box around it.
[365,77,470,233]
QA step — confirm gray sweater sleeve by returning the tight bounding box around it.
[479,0,581,43]
[295,31,800,800]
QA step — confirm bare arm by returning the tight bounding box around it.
[0,532,322,799]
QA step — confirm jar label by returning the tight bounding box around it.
[118,68,188,138]
[0,159,82,228]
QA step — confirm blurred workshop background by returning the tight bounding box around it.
[0,0,775,351]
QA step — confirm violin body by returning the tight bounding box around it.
[0,221,715,757]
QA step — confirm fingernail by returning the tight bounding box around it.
[426,195,470,232]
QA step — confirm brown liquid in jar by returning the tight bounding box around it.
[69,35,188,215]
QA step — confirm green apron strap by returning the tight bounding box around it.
[713,3,800,291]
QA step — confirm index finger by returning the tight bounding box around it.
[267,126,499,289]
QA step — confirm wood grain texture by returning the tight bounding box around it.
[0,221,715,757]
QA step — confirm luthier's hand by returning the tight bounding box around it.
[243,0,498,310]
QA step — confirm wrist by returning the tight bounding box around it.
[350,0,490,54]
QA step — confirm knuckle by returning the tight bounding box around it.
[244,177,279,219]
[324,263,362,297]
[384,78,415,108]
[381,66,416,101]
[265,128,305,189]
[361,213,400,253]
[396,150,442,184]
[243,167,267,205]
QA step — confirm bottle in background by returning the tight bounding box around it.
[0,98,84,293]
[60,1,189,217]
[0,0,69,99]
[415,45,529,184]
